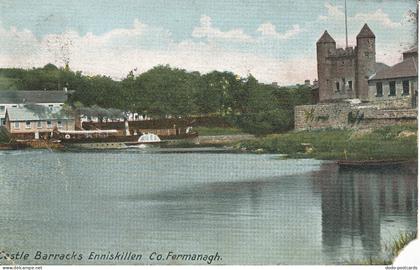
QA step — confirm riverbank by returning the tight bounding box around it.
[232,124,418,160]
[346,231,417,265]
[1,125,417,161]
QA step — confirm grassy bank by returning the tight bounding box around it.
[346,231,417,265]
[234,124,417,160]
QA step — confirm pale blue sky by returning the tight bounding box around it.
[0,0,417,84]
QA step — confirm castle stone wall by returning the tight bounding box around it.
[295,103,417,130]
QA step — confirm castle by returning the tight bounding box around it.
[317,24,376,102]
[294,23,418,130]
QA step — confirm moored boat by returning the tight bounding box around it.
[58,129,198,149]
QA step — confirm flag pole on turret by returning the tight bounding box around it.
[345,0,348,48]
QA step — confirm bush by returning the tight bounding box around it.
[230,108,293,135]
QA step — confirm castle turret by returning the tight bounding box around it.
[356,24,376,101]
[317,31,336,102]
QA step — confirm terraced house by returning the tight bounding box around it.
[0,90,75,140]
[0,90,69,126]
[4,105,75,140]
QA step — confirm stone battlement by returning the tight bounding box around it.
[327,47,355,58]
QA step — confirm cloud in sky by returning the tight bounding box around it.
[319,2,403,29]
[192,15,254,43]
[0,15,314,85]
[257,23,303,40]
[0,1,416,85]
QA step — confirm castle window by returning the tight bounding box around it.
[402,80,410,95]
[335,82,340,92]
[348,81,353,90]
[342,78,346,91]
[389,81,396,96]
[376,82,383,97]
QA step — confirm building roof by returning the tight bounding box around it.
[375,62,390,72]
[370,57,418,81]
[6,105,74,121]
[403,47,418,54]
[0,90,68,104]
[317,31,335,44]
[357,24,375,39]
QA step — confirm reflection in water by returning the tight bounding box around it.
[0,151,417,264]
[313,163,418,263]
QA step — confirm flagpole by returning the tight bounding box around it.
[345,0,348,48]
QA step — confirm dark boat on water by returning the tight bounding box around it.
[336,159,411,168]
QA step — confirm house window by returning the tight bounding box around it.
[376,82,383,97]
[402,80,410,95]
[57,121,63,128]
[389,81,396,96]
[14,122,19,129]
[348,81,353,90]
[37,121,42,128]
[47,120,52,128]
[335,82,340,92]
[12,105,17,108]
[342,78,345,91]
[0,106,4,112]
[25,121,31,129]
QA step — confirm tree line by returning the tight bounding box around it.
[0,64,314,134]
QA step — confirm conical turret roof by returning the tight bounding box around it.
[357,24,375,39]
[317,30,336,44]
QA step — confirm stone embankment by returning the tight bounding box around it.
[197,134,255,145]
[295,101,417,130]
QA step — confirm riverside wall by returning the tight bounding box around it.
[295,99,417,130]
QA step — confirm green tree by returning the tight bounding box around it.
[136,65,199,117]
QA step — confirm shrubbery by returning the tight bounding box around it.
[235,125,418,160]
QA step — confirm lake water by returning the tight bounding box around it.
[0,148,417,265]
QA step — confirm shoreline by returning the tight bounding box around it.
[0,124,417,161]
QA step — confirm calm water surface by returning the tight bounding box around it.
[0,149,417,264]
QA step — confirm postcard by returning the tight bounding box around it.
[0,0,418,267]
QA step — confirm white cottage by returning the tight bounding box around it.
[0,90,69,126]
